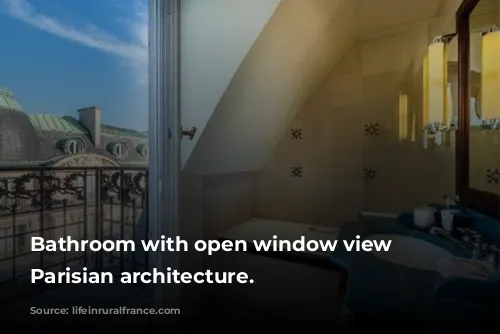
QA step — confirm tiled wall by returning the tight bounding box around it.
[251,0,500,227]
[175,0,500,316]
[182,1,499,235]
[201,172,255,240]
[470,129,500,195]
[360,26,457,212]
[179,171,255,312]
[252,5,461,226]
[252,89,364,226]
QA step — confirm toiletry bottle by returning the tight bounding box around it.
[437,195,448,226]
[442,195,456,209]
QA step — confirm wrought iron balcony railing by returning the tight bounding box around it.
[0,166,149,306]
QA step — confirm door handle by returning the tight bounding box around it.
[181,127,197,140]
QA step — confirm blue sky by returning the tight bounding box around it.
[0,0,148,130]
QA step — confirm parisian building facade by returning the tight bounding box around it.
[0,87,148,280]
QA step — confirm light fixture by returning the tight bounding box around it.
[423,40,448,133]
[398,92,408,141]
[480,28,500,129]
[411,112,416,142]
[423,51,429,127]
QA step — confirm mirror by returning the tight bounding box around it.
[468,0,500,194]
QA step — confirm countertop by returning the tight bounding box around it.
[219,215,498,321]
[330,215,473,318]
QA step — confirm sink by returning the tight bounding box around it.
[365,234,454,271]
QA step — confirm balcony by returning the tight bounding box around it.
[0,166,152,310]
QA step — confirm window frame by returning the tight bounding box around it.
[148,0,182,308]
[456,0,500,219]
[64,138,85,155]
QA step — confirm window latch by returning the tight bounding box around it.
[181,127,197,140]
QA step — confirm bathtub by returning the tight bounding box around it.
[208,217,345,321]
[217,217,340,261]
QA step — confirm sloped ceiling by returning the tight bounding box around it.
[184,0,460,174]
[180,0,280,169]
[355,0,455,38]
[185,0,357,174]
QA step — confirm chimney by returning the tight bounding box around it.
[77,106,101,146]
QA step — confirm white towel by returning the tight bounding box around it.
[438,257,496,280]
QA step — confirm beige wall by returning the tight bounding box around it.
[178,171,254,313]
[180,0,466,236]
[184,0,500,236]
[252,0,462,226]
[179,0,464,239]
[201,172,255,240]
[470,130,500,194]
[180,0,280,169]
[185,0,358,174]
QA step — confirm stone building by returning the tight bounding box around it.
[0,87,148,279]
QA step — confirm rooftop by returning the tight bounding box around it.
[0,87,23,113]
[0,86,148,165]
[28,114,148,138]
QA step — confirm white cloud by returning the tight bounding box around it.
[2,0,148,84]
[116,0,148,85]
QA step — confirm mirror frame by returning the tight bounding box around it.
[456,0,500,219]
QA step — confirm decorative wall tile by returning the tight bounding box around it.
[364,168,376,180]
[486,168,500,184]
[290,128,303,140]
[291,166,303,178]
[364,123,379,137]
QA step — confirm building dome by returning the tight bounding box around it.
[0,88,40,162]
[0,87,23,112]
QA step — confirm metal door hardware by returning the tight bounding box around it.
[181,127,197,140]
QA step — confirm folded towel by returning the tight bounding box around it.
[438,257,496,280]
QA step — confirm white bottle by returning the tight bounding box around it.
[441,209,459,232]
